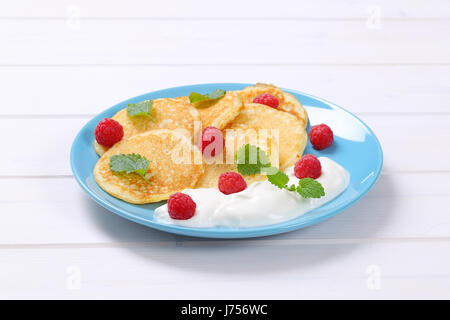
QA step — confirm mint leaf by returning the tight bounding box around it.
[127,100,155,121]
[236,144,271,175]
[296,178,325,198]
[235,144,325,199]
[261,166,279,176]
[109,153,150,179]
[208,89,226,100]
[189,92,206,104]
[189,89,226,104]
[285,184,297,192]
[267,170,289,189]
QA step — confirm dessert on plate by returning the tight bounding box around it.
[92,83,349,228]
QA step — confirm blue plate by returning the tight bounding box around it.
[71,83,383,238]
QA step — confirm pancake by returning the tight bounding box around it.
[239,83,308,127]
[94,129,204,204]
[228,103,307,170]
[94,97,200,156]
[193,91,243,129]
[94,140,108,156]
[195,127,279,189]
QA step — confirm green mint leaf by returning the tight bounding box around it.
[127,100,155,121]
[189,89,226,105]
[109,153,150,179]
[266,170,289,189]
[236,144,271,175]
[208,89,226,100]
[296,178,325,198]
[261,166,279,176]
[188,92,206,104]
[286,184,297,192]
[235,144,326,199]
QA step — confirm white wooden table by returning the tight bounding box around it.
[1,0,449,299]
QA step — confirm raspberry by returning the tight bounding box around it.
[201,126,224,157]
[95,118,124,147]
[253,93,279,109]
[218,172,247,195]
[167,193,196,220]
[294,154,322,179]
[309,124,333,150]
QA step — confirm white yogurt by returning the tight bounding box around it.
[154,157,350,228]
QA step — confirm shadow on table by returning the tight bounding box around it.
[83,173,395,274]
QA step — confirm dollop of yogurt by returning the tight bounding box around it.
[154,157,350,228]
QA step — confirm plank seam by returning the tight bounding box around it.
[1,17,450,21]
[1,63,450,67]
[1,237,450,250]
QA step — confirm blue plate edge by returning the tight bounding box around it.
[70,83,384,239]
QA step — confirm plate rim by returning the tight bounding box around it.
[70,82,383,239]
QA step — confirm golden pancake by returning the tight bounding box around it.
[195,127,279,189]
[193,91,243,129]
[94,97,200,156]
[94,140,108,156]
[239,83,308,127]
[228,103,307,170]
[94,129,204,204]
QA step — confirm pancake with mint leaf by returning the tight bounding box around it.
[94,97,200,156]
[195,127,279,189]
[228,103,307,170]
[94,129,204,204]
[188,90,243,130]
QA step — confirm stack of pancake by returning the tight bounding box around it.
[94,83,308,204]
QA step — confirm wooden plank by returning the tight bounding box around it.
[0,118,84,176]
[0,172,449,245]
[0,114,448,176]
[1,0,449,19]
[364,113,450,172]
[1,241,450,299]
[1,65,449,115]
[1,20,449,65]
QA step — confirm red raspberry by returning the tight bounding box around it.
[309,124,333,150]
[167,193,196,220]
[218,172,247,195]
[253,93,279,109]
[294,154,322,179]
[201,126,224,157]
[95,118,124,147]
